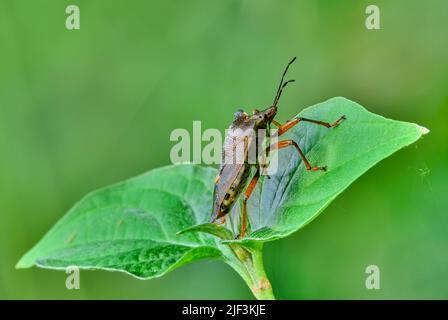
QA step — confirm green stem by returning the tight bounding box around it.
[225,243,275,300]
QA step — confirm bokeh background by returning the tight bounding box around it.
[0,0,447,299]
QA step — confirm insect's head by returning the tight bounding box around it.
[250,106,277,127]
[232,108,275,128]
[230,58,296,129]
[254,106,277,122]
[262,106,278,121]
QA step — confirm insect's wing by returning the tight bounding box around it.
[211,163,245,222]
[210,121,255,222]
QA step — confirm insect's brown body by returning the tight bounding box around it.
[210,58,345,238]
[211,107,276,223]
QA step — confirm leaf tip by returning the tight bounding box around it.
[15,256,31,269]
[419,126,430,135]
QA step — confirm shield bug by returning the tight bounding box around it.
[210,58,345,238]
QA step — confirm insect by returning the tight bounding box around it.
[210,58,345,238]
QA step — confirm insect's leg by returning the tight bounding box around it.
[276,115,346,136]
[269,140,326,171]
[296,116,346,129]
[239,168,260,239]
[217,215,226,225]
[277,118,300,135]
[272,119,282,127]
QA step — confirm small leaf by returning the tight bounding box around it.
[177,223,234,240]
[17,164,222,279]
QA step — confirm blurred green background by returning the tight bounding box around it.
[0,0,447,299]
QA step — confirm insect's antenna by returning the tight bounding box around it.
[273,57,296,107]
[273,79,295,107]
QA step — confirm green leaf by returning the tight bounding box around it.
[16,164,222,279]
[17,97,427,290]
[223,97,428,243]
